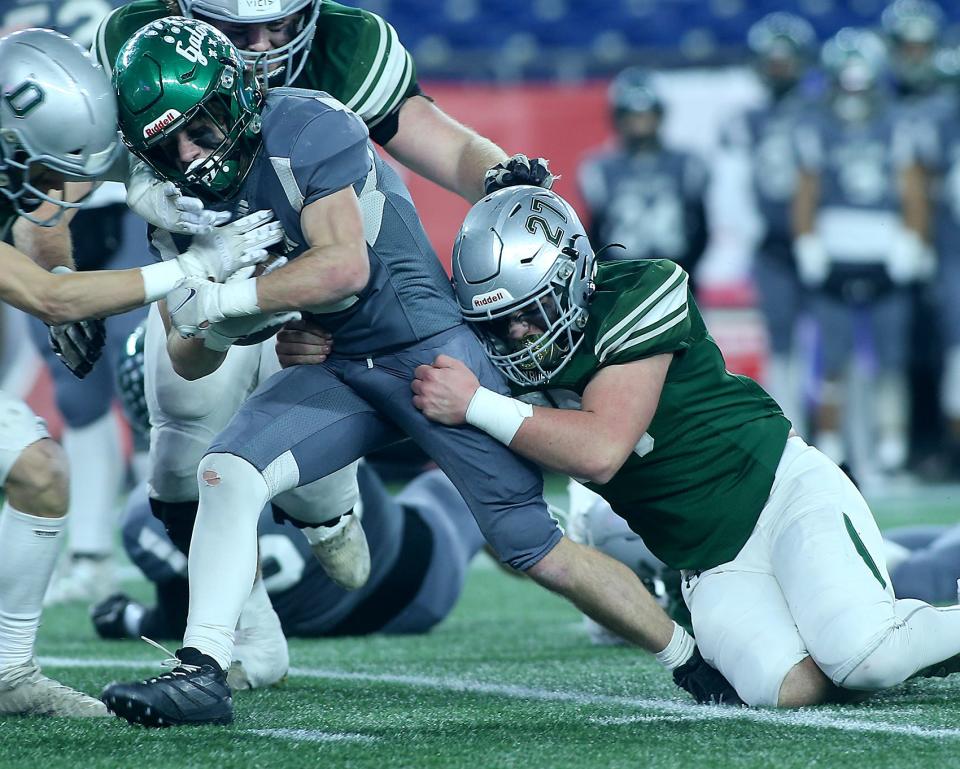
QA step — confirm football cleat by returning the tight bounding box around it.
[0,659,109,717]
[44,556,117,607]
[308,511,370,590]
[228,595,289,690]
[91,593,140,640]
[918,654,960,680]
[673,649,744,706]
[101,642,232,727]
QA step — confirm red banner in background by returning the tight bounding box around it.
[395,81,613,272]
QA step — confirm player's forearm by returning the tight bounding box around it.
[386,97,506,203]
[792,171,819,236]
[159,300,227,380]
[900,163,929,239]
[254,244,370,313]
[0,242,147,324]
[167,331,226,381]
[510,408,635,484]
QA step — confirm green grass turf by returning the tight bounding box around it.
[5,487,960,769]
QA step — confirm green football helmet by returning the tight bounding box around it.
[112,17,263,202]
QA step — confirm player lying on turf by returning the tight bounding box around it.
[94,464,487,665]
[98,19,736,727]
[0,27,276,718]
[412,185,960,708]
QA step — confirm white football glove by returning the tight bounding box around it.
[170,210,285,283]
[793,234,830,288]
[886,229,934,285]
[203,259,300,351]
[166,272,263,339]
[127,162,232,235]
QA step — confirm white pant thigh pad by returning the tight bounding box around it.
[763,439,896,684]
[144,304,265,501]
[273,460,361,525]
[0,390,49,486]
[683,539,807,707]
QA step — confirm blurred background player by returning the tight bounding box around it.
[577,68,709,295]
[792,27,931,478]
[882,0,955,477]
[721,12,818,433]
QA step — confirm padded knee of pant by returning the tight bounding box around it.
[840,644,915,691]
[148,497,199,556]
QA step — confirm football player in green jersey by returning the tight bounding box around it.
[92,0,553,229]
[413,186,960,708]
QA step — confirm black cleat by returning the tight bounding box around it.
[919,654,960,680]
[673,648,744,706]
[101,645,233,727]
[91,593,138,640]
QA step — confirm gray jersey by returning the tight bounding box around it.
[906,104,960,260]
[577,146,708,270]
[722,93,811,244]
[793,103,909,215]
[219,89,462,356]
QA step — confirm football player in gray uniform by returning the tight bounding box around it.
[578,68,709,294]
[99,19,735,728]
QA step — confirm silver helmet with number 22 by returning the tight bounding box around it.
[452,186,596,388]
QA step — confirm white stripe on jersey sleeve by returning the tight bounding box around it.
[598,305,689,364]
[93,10,114,75]
[345,14,389,114]
[594,262,686,359]
[352,18,412,124]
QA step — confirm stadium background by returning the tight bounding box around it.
[3,3,960,767]
[3,0,956,451]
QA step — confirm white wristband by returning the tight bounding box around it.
[217,278,261,318]
[465,386,533,446]
[140,260,186,302]
[654,621,696,672]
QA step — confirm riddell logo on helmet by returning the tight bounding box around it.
[143,109,182,138]
[472,289,513,308]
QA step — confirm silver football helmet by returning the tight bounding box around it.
[821,28,889,121]
[452,186,596,387]
[0,28,121,225]
[178,0,322,85]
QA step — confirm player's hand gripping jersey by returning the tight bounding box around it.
[94,0,416,143]
[518,259,792,571]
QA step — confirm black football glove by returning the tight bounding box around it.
[49,317,107,380]
[483,154,556,195]
[673,648,744,706]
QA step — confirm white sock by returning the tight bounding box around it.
[654,621,696,671]
[236,575,276,637]
[0,505,65,670]
[184,453,268,670]
[62,412,123,556]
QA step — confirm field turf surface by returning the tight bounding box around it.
[4,482,960,769]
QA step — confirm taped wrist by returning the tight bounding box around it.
[217,278,260,318]
[655,621,696,671]
[465,386,533,446]
[140,260,186,302]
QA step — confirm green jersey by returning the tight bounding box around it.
[519,259,791,571]
[93,1,417,141]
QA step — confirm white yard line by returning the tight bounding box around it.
[40,656,960,740]
[247,728,377,744]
